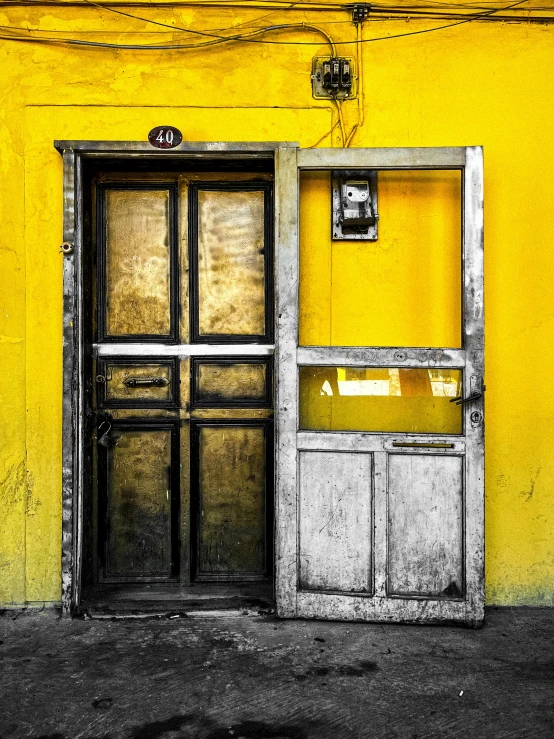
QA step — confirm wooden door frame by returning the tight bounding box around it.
[274,147,485,625]
[55,140,297,616]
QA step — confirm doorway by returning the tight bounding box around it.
[79,161,275,613]
[59,142,483,625]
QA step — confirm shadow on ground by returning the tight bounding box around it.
[1,607,553,739]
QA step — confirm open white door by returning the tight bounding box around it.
[275,147,484,625]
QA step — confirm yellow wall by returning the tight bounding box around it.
[0,2,553,606]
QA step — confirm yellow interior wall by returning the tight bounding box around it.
[299,170,462,347]
[0,2,553,606]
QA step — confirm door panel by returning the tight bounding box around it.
[387,453,464,598]
[100,423,178,582]
[193,422,270,580]
[190,182,273,343]
[99,186,177,340]
[98,357,178,408]
[192,357,272,407]
[299,451,372,593]
[196,189,265,336]
[275,146,484,625]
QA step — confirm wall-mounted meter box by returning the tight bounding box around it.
[312,57,357,100]
[332,170,378,241]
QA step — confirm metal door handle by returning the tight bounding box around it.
[123,377,169,388]
[450,392,482,406]
[392,442,455,449]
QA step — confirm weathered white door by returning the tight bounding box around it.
[275,147,484,625]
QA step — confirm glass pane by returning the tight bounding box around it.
[197,190,266,336]
[105,189,171,337]
[106,428,172,577]
[299,367,462,434]
[198,425,266,575]
[299,170,462,348]
[104,363,173,404]
[195,361,268,405]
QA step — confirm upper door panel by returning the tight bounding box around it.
[190,182,274,344]
[96,177,274,346]
[98,184,178,342]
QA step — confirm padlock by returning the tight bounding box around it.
[98,431,119,448]
[97,418,119,448]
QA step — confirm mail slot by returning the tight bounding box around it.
[97,357,178,408]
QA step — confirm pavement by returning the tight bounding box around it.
[0,607,552,739]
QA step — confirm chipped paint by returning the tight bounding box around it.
[0,335,23,344]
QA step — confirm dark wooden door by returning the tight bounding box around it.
[90,171,274,587]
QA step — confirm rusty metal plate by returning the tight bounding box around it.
[103,362,174,405]
[105,189,171,337]
[196,424,267,577]
[192,359,271,407]
[104,426,173,579]
[197,190,266,337]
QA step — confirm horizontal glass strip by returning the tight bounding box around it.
[300,366,463,434]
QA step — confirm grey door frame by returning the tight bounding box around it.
[55,140,297,616]
[274,146,485,625]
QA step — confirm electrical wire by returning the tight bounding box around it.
[0,21,337,50]
[342,17,364,147]
[6,0,551,18]
[334,98,346,147]
[81,1,339,53]
[0,0,542,151]
[308,119,340,148]
[3,0,547,9]
[357,20,364,129]
[0,0,542,50]
[0,0,541,158]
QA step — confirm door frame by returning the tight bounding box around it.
[55,140,297,616]
[274,146,484,625]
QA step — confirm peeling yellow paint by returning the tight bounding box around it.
[0,335,24,344]
[0,1,553,607]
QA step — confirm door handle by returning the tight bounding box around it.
[450,392,483,406]
[122,377,169,388]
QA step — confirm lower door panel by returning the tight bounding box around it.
[191,420,273,582]
[98,421,180,583]
[292,434,472,624]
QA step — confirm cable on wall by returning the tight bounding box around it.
[0,0,542,148]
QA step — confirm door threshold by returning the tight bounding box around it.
[78,582,273,617]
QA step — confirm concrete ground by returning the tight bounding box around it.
[0,607,552,739]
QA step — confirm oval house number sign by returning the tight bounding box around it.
[148,126,183,149]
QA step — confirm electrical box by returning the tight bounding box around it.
[312,57,356,100]
[332,170,378,241]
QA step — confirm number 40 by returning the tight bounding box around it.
[156,129,174,145]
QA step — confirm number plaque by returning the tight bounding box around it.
[148,126,183,149]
